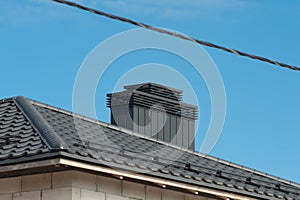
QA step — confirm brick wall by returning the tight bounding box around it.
[0,170,216,200]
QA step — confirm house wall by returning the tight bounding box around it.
[0,170,217,200]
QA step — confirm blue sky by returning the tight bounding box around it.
[1,0,300,183]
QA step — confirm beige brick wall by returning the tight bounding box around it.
[0,171,217,200]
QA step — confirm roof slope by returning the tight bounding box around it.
[0,96,299,200]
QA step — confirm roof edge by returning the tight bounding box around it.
[0,155,256,200]
[14,96,68,151]
[58,158,258,200]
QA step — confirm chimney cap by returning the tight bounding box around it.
[124,82,183,94]
[107,82,198,119]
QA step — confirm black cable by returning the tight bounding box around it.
[52,0,300,72]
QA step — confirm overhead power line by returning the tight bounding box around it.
[52,0,300,72]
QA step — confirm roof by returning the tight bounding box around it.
[0,96,300,200]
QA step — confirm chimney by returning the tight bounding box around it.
[107,83,198,151]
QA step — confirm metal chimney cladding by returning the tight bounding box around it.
[107,83,198,151]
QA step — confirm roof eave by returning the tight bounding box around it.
[0,154,264,200]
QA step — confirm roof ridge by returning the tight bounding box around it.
[14,96,68,151]
[28,97,300,189]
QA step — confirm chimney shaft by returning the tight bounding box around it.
[107,83,198,151]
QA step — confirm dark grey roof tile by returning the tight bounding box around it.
[274,193,285,199]
[15,146,30,153]
[255,187,265,195]
[17,140,33,148]
[194,175,205,182]
[0,154,10,160]
[234,183,245,190]
[224,181,235,188]
[2,143,17,150]
[12,151,27,158]
[244,185,256,192]
[203,176,215,184]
